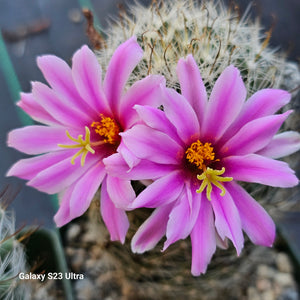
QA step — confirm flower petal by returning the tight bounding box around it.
[162,88,200,144]
[134,105,182,145]
[72,45,111,115]
[7,126,81,155]
[106,176,135,209]
[129,170,184,208]
[190,196,216,275]
[177,54,207,124]
[54,162,105,227]
[100,177,129,243]
[220,111,292,156]
[226,182,275,246]
[119,75,166,128]
[17,92,61,126]
[224,154,299,187]
[257,131,300,159]
[202,66,246,141]
[163,184,201,250]
[103,36,143,112]
[32,82,90,128]
[6,151,72,180]
[210,188,244,255]
[69,162,106,218]
[37,54,96,117]
[131,204,174,253]
[117,141,140,170]
[54,185,74,227]
[221,89,291,142]
[27,154,98,194]
[104,153,176,180]
[121,125,183,165]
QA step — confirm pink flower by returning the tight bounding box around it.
[105,54,300,274]
[7,37,165,243]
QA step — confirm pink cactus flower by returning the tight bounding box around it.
[7,37,165,243]
[105,54,300,274]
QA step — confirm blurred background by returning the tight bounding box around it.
[0,0,299,229]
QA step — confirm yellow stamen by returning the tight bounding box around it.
[185,140,215,170]
[58,126,95,167]
[91,114,120,144]
[196,167,233,201]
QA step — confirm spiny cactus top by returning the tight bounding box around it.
[99,0,286,95]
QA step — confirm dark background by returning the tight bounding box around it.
[0,0,299,228]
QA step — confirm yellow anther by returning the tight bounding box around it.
[185,140,215,170]
[196,167,233,201]
[91,114,120,144]
[58,126,95,167]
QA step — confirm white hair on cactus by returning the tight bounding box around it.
[0,189,30,300]
[96,0,285,95]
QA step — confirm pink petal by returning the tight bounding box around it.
[121,125,183,165]
[27,154,99,194]
[119,75,166,128]
[32,82,90,128]
[163,184,201,250]
[202,66,246,141]
[100,177,129,243]
[221,89,291,142]
[226,182,275,246]
[190,196,216,275]
[6,151,72,180]
[17,92,61,126]
[224,154,299,187]
[220,111,292,156]
[134,105,182,146]
[162,88,200,144]
[104,153,176,180]
[37,54,96,117]
[210,188,244,255]
[103,36,143,112]
[69,162,106,218]
[257,131,300,159]
[131,204,174,253]
[54,162,105,227]
[72,45,111,115]
[129,170,184,208]
[177,54,207,125]
[7,126,81,155]
[54,185,74,227]
[106,176,135,209]
[117,141,140,170]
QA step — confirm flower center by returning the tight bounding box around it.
[58,115,121,167]
[185,140,215,170]
[185,140,233,200]
[91,114,120,145]
[58,126,95,167]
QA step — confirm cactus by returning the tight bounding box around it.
[97,0,286,96]
[0,187,30,300]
